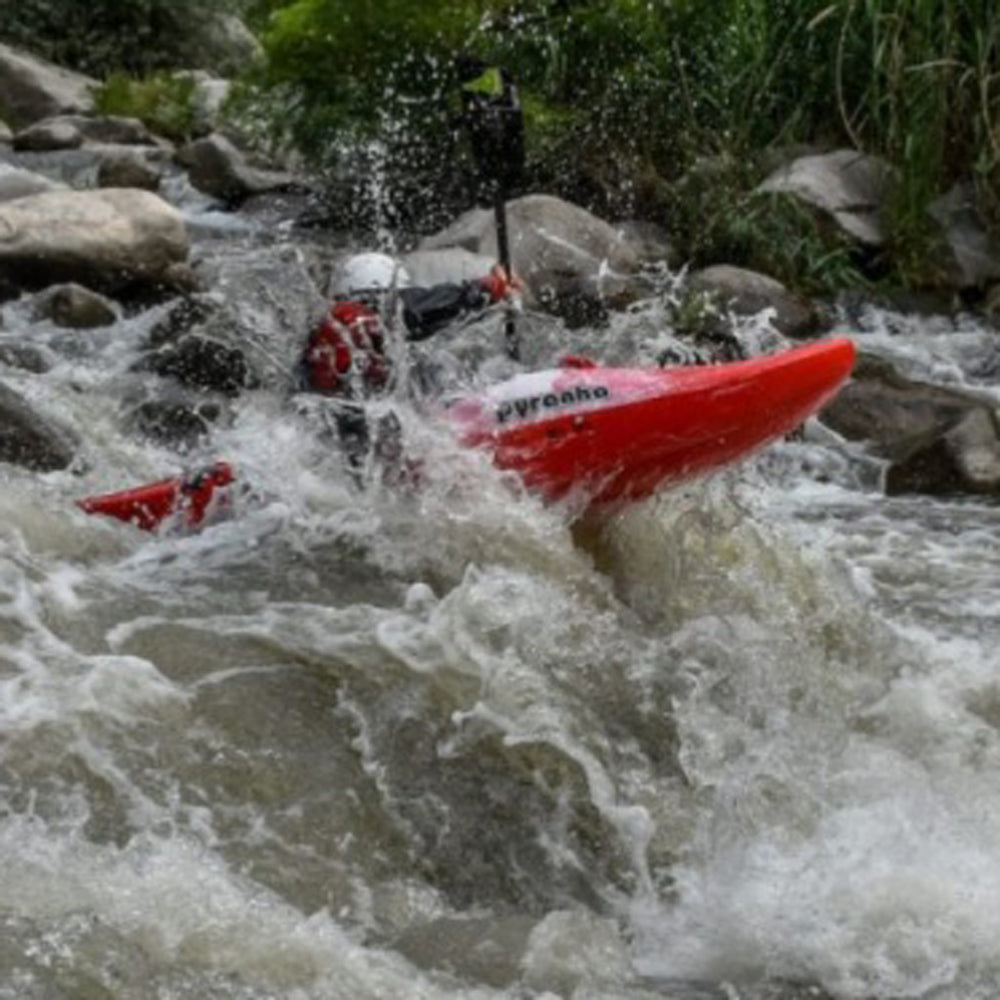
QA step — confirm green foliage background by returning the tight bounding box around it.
[5,0,1000,289]
[246,0,1000,284]
[0,0,253,78]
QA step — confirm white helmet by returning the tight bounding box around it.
[333,252,412,300]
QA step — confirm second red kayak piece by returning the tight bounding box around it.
[76,461,235,531]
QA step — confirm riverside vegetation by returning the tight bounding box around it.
[5,0,1000,298]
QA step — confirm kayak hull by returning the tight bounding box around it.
[450,337,856,505]
[78,339,855,529]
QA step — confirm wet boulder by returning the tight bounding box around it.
[0,43,96,129]
[54,113,156,147]
[12,118,84,151]
[886,407,1000,496]
[420,194,644,325]
[136,335,257,397]
[0,379,77,470]
[821,351,1000,496]
[0,188,190,298]
[0,341,53,374]
[821,353,980,460]
[614,218,677,266]
[31,283,118,329]
[758,149,890,247]
[177,133,305,206]
[147,294,222,348]
[186,242,326,386]
[124,391,224,451]
[96,149,162,191]
[13,113,159,154]
[687,265,820,339]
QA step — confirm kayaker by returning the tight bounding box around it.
[299,250,522,467]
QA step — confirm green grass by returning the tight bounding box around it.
[94,73,200,144]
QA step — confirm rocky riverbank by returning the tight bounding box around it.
[1,40,1000,500]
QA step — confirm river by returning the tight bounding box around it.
[1,171,999,1000]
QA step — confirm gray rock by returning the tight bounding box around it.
[928,181,1000,289]
[758,149,890,247]
[178,132,303,206]
[421,194,643,322]
[96,149,162,191]
[0,341,53,373]
[615,219,677,265]
[0,162,67,202]
[821,352,983,461]
[125,395,221,450]
[0,43,96,129]
[0,119,11,143]
[887,408,1000,496]
[54,114,156,146]
[688,264,820,339]
[12,119,84,152]
[0,188,189,297]
[0,145,157,190]
[0,379,77,470]
[137,335,257,397]
[402,247,496,291]
[32,283,118,329]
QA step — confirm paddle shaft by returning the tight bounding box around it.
[493,186,519,361]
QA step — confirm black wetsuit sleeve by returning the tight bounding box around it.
[399,282,491,341]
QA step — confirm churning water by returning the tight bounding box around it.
[1,200,1000,1000]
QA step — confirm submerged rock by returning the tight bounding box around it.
[0,342,52,373]
[137,335,257,397]
[0,379,77,470]
[886,408,1000,496]
[31,282,118,329]
[822,351,1000,496]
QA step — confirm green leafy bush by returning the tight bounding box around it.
[94,73,201,143]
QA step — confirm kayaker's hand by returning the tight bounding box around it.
[481,263,524,303]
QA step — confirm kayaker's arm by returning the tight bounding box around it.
[399,282,491,341]
[399,266,521,342]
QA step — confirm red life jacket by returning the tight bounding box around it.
[302,300,390,397]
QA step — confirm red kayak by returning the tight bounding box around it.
[449,337,856,505]
[78,338,855,530]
